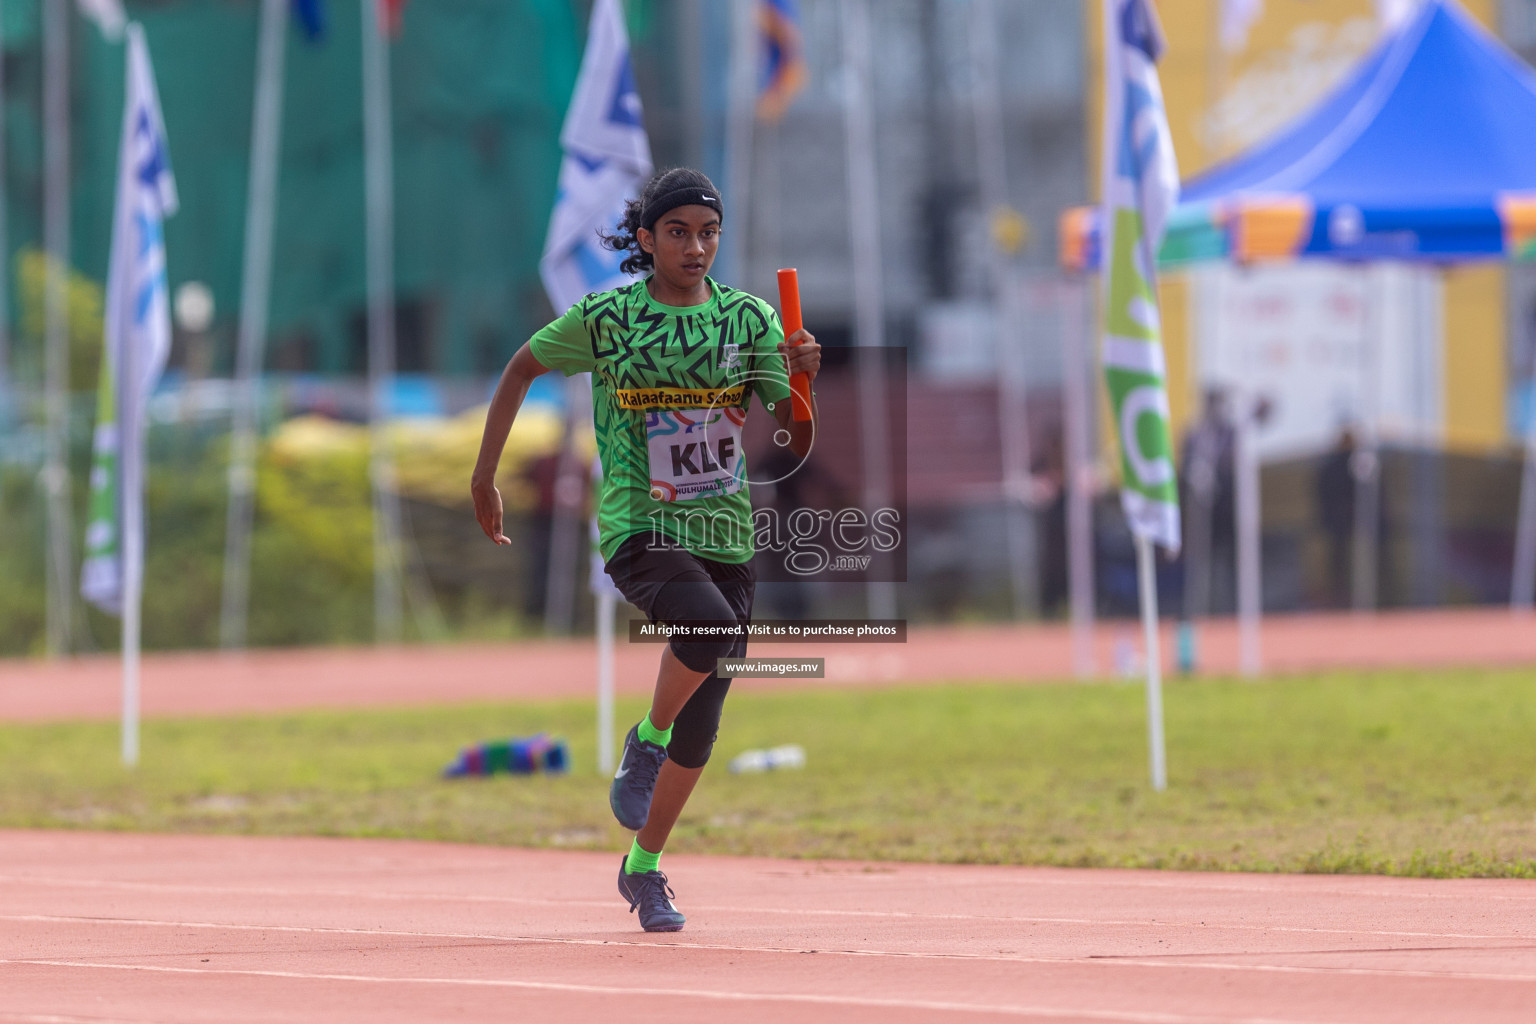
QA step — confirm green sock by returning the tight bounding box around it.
[636,714,672,748]
[625,838,661,875]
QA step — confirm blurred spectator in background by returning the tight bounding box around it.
[1033,425,1069,618]
[1180,388,1237,615]
[1316,427,1358,608]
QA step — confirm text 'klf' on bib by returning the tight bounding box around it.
[640,398,747,503]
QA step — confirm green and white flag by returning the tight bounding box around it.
[81,24,178,615]
[1100,0,1181,554]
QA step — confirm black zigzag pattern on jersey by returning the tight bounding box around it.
[582,280,777,396]
[613,303,668,385]
[722,286,780,405]
[586,289,630,361]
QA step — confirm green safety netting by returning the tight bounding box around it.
[4,0,598,378]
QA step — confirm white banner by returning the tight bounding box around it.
[1195,263,1443,459]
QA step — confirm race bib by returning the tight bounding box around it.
[646,406,747,503]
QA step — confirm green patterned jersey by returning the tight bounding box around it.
[529,277,792,563]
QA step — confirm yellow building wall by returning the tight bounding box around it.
[1085,0,1507,453]
[1442,265,1507,451]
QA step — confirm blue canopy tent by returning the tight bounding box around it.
[1059,0,1536,634]
[1062,0,1536,269]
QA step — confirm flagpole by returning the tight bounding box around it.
[543,379,586,635]
[221,0,290,650]
[120,204,141,767]
[112,23,178,767]
[1512,376,1536,609]
[1101,0,1181,786]
[1234,393,1262,677]
[1180,0,1229,672]
[1135,534,1167,791]
[1353,266,1381,614]
[1062,276,1097,676]
[724,0,755,287]
[839,0,897,622]
[361,0,404,644]
[0,13,10,411]
[679,0,705,168]
[971,0,1038,621]
[596,588,615,773]
[122,455,140,764]
[587,454,619,770]
[43,0,75,658]
[122,564,141,762]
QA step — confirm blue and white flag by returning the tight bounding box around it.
[82,24,178,615]
[1100,0,1181,553]
[77,0,127,41]
[539,0,653,314]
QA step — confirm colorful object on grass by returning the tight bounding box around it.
[443,734,569,778]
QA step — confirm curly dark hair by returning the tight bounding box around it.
[599,167,723,276]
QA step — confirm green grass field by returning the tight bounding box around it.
[3,668,1535,877]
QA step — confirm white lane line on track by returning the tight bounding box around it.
[5,913,1536,985]
[0,875,1528,943]
[0,958,1357,1024]
[10,855,1536,905]
[7,854,1536,910]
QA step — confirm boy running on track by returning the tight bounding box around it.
[471,167,820,932]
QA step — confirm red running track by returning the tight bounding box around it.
[5,612,1536,1020]
[2,830,1535,1023]
[4,607,1536,722]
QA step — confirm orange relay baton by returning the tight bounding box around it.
[776,267,813,422]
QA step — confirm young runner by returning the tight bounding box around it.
[471,167,820,932]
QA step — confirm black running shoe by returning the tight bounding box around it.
[609,723,668,830]
[617,856,686,932]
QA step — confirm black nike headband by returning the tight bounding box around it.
[640,183,724,232]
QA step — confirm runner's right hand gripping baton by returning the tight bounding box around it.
[776,267,813,422]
